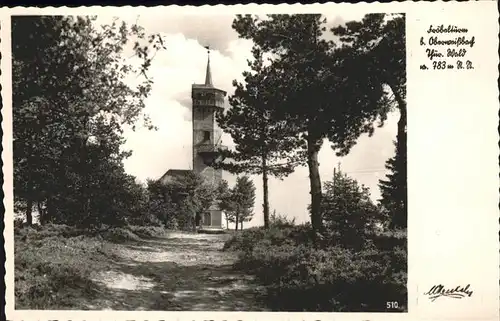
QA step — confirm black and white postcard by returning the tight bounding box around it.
[1,2,498,321]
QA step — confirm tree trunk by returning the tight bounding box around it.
[240,221,243,230]
[37,201,45,225]
[307,22,324,241]
[46,197,54,223]
[306,135,323,235]
[396,95,407,229]
[394,95,406,155]
[25,180,33,226]
[262,156,270,229]
[25,198,33,226]
[235,213,239,231]
[195,212,200,227]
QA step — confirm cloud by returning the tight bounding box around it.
[116,13,240,57]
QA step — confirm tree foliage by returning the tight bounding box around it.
[378,141,407,229]
[216,180,236,229]
[321,171,385,250]
[12,15,166,227]
[217,47,303,176]
[331,13,405,114]
[148,172,216,230]
[331,13,406,150]
[332,14,407,230]
[231,176,256,230]
[269,209,296,228]
[231,14,398,237]
[216,176,256,230]
[216,47,304,228]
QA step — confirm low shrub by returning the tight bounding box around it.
[269,210,296,228]
[128,212,165,227]
[15,223,86,240]
[223,224,313,252]
[127,225,167,239]
[369,228,407,251]
[269,243,406,311]
[101,226,141,243]
[14,217,25,229]
[224,225,407,312]
[15,226,112,309]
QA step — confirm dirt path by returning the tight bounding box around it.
[87,232,268,311]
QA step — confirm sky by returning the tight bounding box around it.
[97,12,400,228]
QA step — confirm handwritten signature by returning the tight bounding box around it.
[423,284,473,302]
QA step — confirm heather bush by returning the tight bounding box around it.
[224,225,407,312]
[267,245,406,311]
[269,210,296,228]
[15,226,112,309]
[14,217,24,229]
[127,225,167,239]
[223,224,313,252]
[15,223,87,240]
[101,226,141,243]
[224,171,407,312]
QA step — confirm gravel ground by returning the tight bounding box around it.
[88,232,268,311]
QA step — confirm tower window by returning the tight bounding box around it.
[203,131,210,142]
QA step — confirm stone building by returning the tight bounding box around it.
[160,48,226,229]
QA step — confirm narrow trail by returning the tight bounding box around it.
[87,232,268,311]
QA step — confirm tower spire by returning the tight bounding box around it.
[204,45,213,87]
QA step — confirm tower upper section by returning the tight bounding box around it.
[191,85,226,110]
[192,47,226,111]
[192,47,227,169]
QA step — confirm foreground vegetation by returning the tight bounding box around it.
[14,223,168,309]
[224,223,407,312]
[222,172,408,312]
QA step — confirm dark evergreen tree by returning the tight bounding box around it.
[332,15,407,223]
[378,140,407,229]
[216,47,303,229]
[216,180,236,229]
[322,170,383,249]
[231,176,256,230]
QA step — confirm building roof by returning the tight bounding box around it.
[191,47,227,95]
[205,52,213,87]
[159,169,192,184]
[191,84,226,95]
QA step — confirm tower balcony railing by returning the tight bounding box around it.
[192,99,225,109]
[197,143,228,154]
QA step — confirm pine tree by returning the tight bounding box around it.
[331,13,407,230]
[231,176,256,230]
[216,47,303,229]
[332,13,407,201]
[216,180,236,229]
[378,140,407,229]
[322,170,382,249]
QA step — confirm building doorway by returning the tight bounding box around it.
[202,212,211,226]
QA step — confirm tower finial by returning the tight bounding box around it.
[204,45,213,87]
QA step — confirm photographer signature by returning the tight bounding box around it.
[424,284,473,302]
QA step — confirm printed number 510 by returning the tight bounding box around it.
[386,301,399,309]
